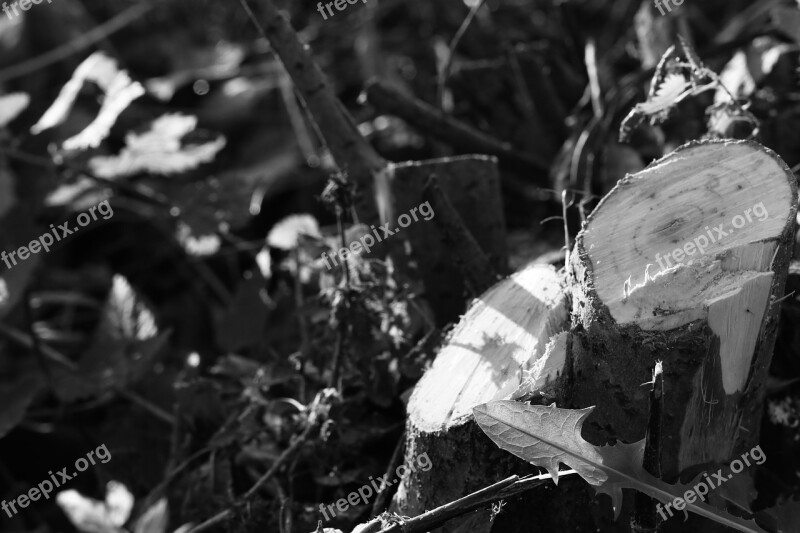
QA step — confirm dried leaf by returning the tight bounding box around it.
[0,92,29,128]
[473,401,767,532]
[31,52,145,149]
[636,73,690,115]
[88,114,225,178]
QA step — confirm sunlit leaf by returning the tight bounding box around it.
[56,481,133,533]
[88,114,225,178]
[31,52,145,150]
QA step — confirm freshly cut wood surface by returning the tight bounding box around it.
[569,139,797,476]
[393,263,593,533]
[408,262,569,432]
[580,141,794,394]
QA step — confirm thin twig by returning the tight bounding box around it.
[436,0,487,110]
[363,79,550,175]
[371,432,405,516]
[238,0,385,223]
[375,470,578,533]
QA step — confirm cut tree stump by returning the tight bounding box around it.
[568,140,796,479]
[394,140,796,533]
[392,263,595,533]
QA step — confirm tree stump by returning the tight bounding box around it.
[395,140,797,532]
[392,263,594,532]
[568,140,796,477]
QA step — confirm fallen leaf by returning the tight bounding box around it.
[473,401,767,532]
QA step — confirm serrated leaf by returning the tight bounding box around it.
[636,73,690,115]
[88,114,225,178]
[473,401,767,532]
[31,52,145,150]
[0,92,29,128]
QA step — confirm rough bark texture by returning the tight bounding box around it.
[389,155,508,323]
[566,140,797,530]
